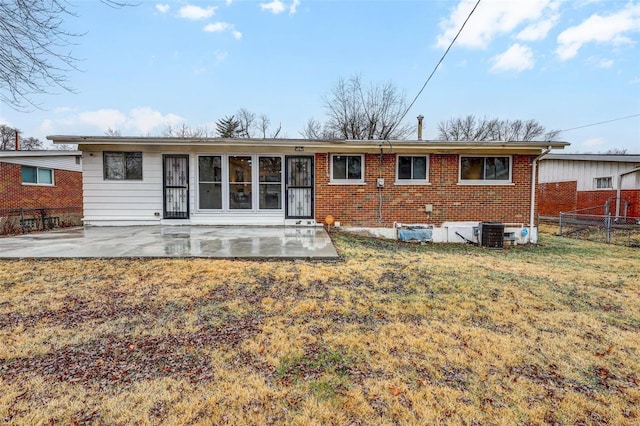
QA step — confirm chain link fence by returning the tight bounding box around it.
[558,204,640,247]
[0,207,83,235]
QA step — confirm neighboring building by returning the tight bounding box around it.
[538,154,640,218]
[48,136,568,243]
[0,150,83,233]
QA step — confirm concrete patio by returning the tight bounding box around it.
[0,226,339,259]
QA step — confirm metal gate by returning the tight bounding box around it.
[285,156,314,219]
[163,155,189,219]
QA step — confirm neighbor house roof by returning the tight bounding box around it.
[47,136,569,154]
[0,150,81,158]
[542,153,640,162]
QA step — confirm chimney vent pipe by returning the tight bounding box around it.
[417,115,424,141]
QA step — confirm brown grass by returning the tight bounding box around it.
[1,230,639,425]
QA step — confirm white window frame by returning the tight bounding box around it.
[395,154,429,185]
[458,155,512,185]
[594,176,613,190]
[197,154,224,211]
[196,154,284,213]
[330,154,365,184]
[21,166,54,186]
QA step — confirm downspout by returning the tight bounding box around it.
[616,166,640,216]
[529,146,552,244]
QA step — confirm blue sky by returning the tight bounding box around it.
[1,0,639,153]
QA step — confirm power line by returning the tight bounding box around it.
[559,113,640,133]
[396,0,482,126]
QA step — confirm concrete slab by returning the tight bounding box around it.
[0,226,339,259]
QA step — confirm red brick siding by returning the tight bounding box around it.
[537,181,577,216]
[620,190,640,217]
[314,153,535,227]
[0,162,83,210]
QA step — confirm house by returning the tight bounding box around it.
[0,150,83,233]
[47,136,568,244]
[538,154,640,218]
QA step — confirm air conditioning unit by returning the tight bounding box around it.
[479,222,504,249]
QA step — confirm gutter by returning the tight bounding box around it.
[615,166,640,216]
[529,147,552,244]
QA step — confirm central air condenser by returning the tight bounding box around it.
[479,222,504,249]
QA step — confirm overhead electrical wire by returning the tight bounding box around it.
[394,0,482,128]
[558,113,640,133]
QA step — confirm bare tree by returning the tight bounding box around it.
[162,123,209,138]
[320,75,413,140]
[299,118,334,139]
[0,125,17,150]
[105,127,121,136]
[20,137,43,150]
[604,148,628,155]
[0,0,133,109]
[437,115,560,141]
[236,108,255,138]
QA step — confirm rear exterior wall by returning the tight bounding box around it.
[0,162,83,210]
[314,153,535,227]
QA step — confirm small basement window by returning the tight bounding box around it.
[331,154,364,183]
[21,166,54,185]
[594,176,612,189]
[104,152,143,180]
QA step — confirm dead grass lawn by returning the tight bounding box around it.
[1,230,639,425]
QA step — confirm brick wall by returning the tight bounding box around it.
[314,153,535,227]
[0,162,83,210]
[537,181,577,216]
[577,190,640,217]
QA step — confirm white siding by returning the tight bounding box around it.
[0,155,81,172]
[82,151,163,224]
[539,159,640,191]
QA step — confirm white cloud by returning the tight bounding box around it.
[203,22,242,39]
[156,4,170,14]
[490,43,535,72]
[79,109,127,129]
[583,137,605,147]
[517,15,558,41]
[178,5,217,20]
[43,108,184,136]
[290,0,300,15]
[436,0,557,49]
[588,57,614,68]
[261,0,286,15]
[214,50,229,63]
[556,4,640,60]
[128,107,183,134]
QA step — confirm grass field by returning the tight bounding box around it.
[1,229,639,425]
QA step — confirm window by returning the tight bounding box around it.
[594,176,612,189]
[460,156,511,183]
[104,152,142,180]
[397,155,428,183]
[21,166,53,185]
[259,156,282,209]
[229,156,252,209]
[198,156,222,209]
[331,154,364,183]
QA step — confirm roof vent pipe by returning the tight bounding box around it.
[417,115,424,141]
[15,130,19,151]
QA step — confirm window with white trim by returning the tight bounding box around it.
[459,156,511,183]
[331,154,364,183]
[198,155,222,209]
[21,166,53,185]
[396,155,428,183]
[104,152,142,180]
[594,176,612,189]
